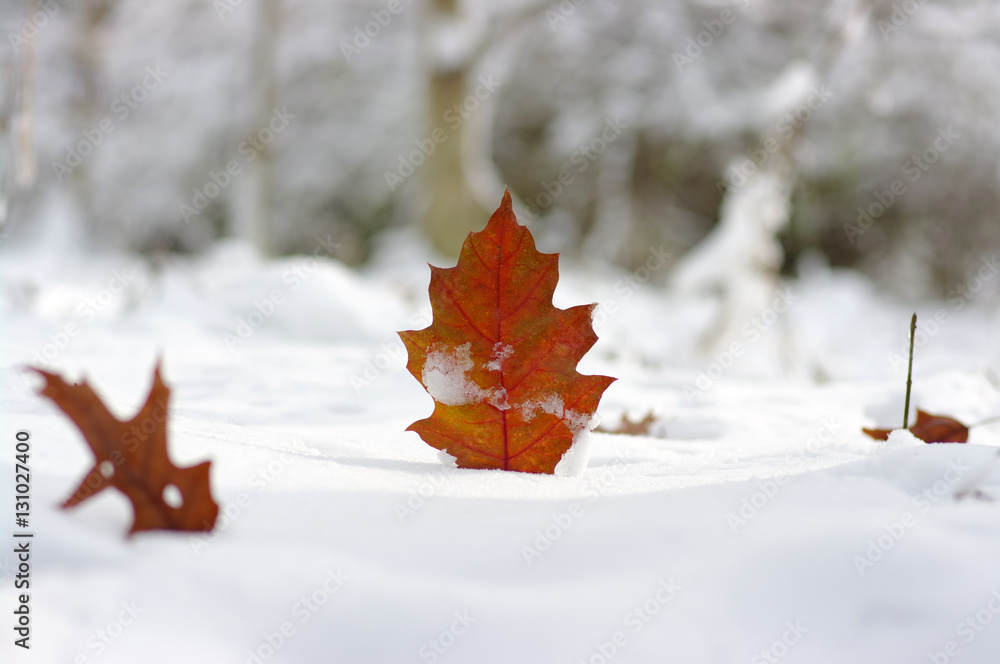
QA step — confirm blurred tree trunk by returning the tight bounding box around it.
[0,55,15,225]
[583,126,638,262]
[14,0,39,191]
[422,0,486,258]
[246,0,280,256]
[67,0,114,237]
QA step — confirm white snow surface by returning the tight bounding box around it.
[1,236,1000,663]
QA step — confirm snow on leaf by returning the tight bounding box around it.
[422,343,510,410]
[487,342,515,372]
[399,188,616,473]
[31,361,220,536]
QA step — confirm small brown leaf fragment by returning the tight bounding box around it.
[597,411,657,436]
[863,409,969,444]
[909,410,969,443]
[31,361,219,535]
[861,427,892,441]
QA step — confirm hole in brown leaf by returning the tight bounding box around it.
[162,484,183,508]
[99,461,115,478]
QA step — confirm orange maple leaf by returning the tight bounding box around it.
[32,361,219,535]
[399,188,615,473]
[863,409,969,444]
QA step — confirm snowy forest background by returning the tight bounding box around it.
[2,0,999,298]
[4,2,1000,663]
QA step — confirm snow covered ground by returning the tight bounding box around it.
[1,232,999,664]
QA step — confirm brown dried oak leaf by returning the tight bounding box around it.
[32,361,219,535]
[399,188,615,473]
[863,409,969,444]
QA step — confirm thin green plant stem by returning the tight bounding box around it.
[903,313,916,429]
